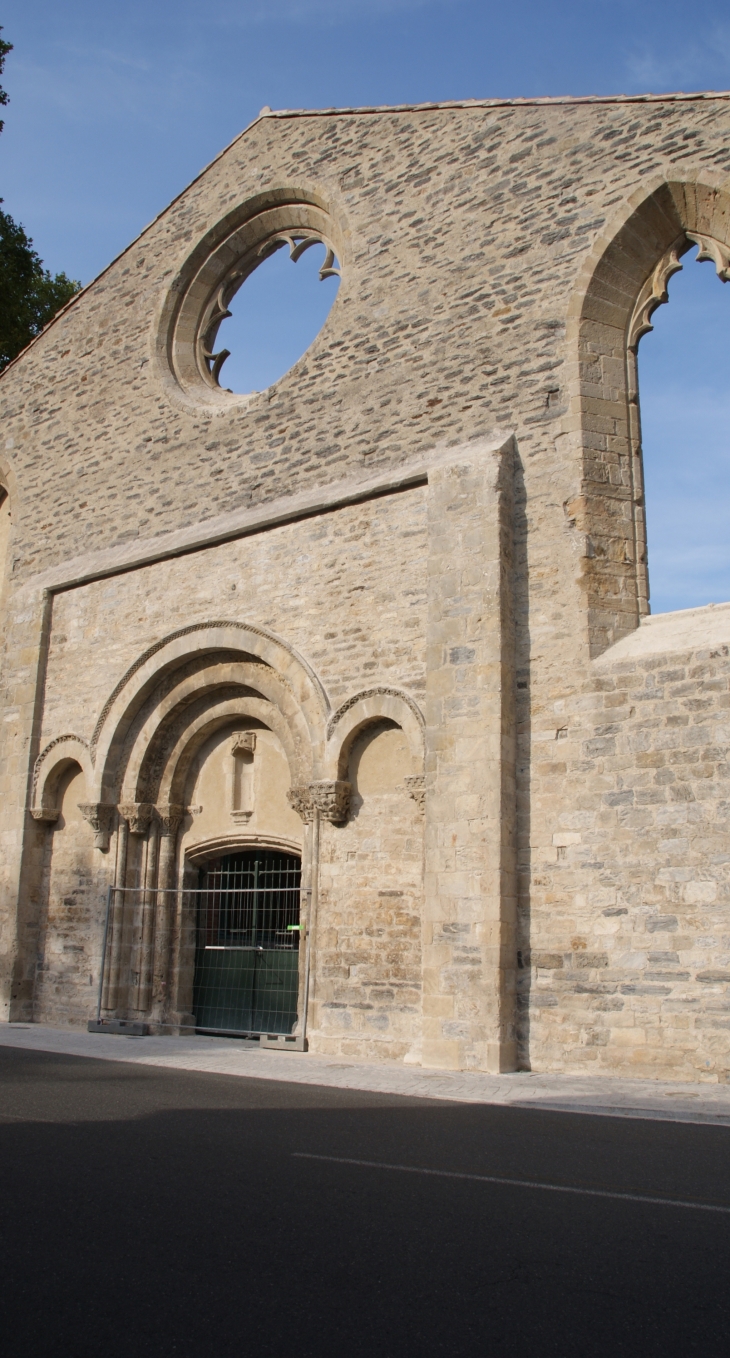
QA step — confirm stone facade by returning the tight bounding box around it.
[2,92,730,1078]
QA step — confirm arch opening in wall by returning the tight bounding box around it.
[347,719,413,810]
[635,241,730,614]
[33,759,97,1028]
[192,848,302,1038]
[211,237,340,395]
[573,181,730,654]
[162,195,345,408]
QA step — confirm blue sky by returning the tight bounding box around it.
[1,0,730,613]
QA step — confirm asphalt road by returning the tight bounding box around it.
[1,1046,729,1357]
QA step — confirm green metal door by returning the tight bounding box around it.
[193,850,301,1035]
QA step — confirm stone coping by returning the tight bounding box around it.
[2,1024,730,1126]
[263,91,730,117]
[597,600,730,664]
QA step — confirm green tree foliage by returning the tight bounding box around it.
[0,29,81,371]
[0,211,81,370]
[0,27,11,134]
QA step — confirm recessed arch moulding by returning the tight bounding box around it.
[29,621,427,1038]
[568,179,730,656]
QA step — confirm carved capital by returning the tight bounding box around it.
[287,785,315,824]
[404,774,426,813]
[232,731,256,754]
[30,807,60,824]
[155,803,185,837]
[310,780,351,825]
[118,802,155,836]
[78,803,115,852]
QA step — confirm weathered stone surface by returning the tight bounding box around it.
[1,93,730,1078]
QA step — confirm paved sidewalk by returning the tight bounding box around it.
[2,1022,730,1125]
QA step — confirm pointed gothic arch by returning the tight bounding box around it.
[568,177,730,655]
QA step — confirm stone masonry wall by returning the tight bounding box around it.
[23,488,428,1034]
[3,95,730,1078]
[39,486,428,753]
[315,723,423,1061]
[520,609,730,1082]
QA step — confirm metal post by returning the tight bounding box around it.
[301,808,320,1044]
[252,855,259,943]
[96,885,114,1023]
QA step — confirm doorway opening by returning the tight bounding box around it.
[193,849,302,1036]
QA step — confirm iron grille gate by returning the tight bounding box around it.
[193,851,302,1036]
[91,850,304,1041]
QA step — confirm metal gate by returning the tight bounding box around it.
[193,850,302,1036]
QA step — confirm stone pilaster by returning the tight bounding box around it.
[423,436,517,1073]
[0,588,53,1021]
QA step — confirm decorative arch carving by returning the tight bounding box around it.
[31,735,92,821]
[89,622,329,801]
[184,833,303,865]
[115,665,313,803]
[567,178,730,656]
[627,231,730,352]
[324,686,426,782]
[155,696,306,807]
[156,186,347,408]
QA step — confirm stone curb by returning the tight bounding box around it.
[3,1024,730,1127]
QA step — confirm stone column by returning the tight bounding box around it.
[118,804,155,1013]
[422,436,517,1073]
[105,812,129,1013]
[151,804,183,1025]
[139,813,159,1014]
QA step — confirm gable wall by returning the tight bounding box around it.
[2,96,730,1078]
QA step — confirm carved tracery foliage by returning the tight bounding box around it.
[628,231,730,351]
[200,228,341,390]
[163,196,345,404]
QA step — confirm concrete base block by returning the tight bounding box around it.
[87,1019,148,1037]
[260,1033,308,1052]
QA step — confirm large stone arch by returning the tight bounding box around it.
[115,662,315,804]
[566,176,730,656]
[88,622,329,800]
[157,696,304,806]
